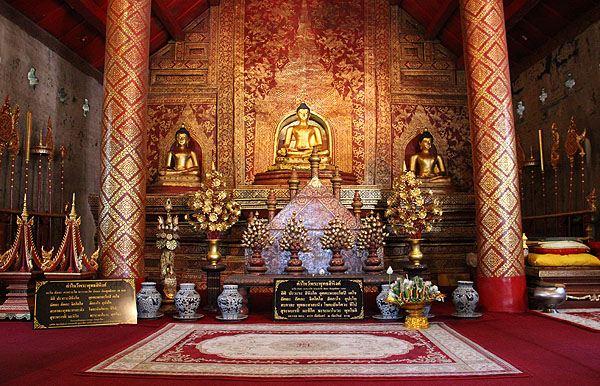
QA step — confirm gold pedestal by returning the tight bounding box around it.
[402,301,432,329]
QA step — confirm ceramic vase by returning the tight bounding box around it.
[452,280,479,316]
[174,283,201,318]
[136,282,162,318]
[217,284,243,320]
[376,284,401,319]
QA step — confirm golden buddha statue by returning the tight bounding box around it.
[154,124,202,188]
[408,130,451,184]
[255,103,357,184]
[272,103,330,168]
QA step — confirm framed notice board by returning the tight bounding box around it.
[33,279,137,329]
[273,278,364,321]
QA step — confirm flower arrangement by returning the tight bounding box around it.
[241,212,272,250]
[356,212,388,250]
[320,216,355,252]
[186,167,241,238]
[386,275,445,305]
[279,212,311,253]
[385,171,443,239]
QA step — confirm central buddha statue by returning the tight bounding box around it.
[255,103,357,185]
[271,103,330,169]
[153,124,202,190]
[408,130,452,187]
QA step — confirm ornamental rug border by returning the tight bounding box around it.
[83,322,523,379]
[532,309,600,332]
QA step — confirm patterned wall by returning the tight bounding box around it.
[146,12,218,184]
[146,1,471,190]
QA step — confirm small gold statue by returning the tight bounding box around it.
[159,124,201,176]
[155,124,202,187]
[408,130,450,183]
[274,103,330,166]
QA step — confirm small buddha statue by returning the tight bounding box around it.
[408,130,451,183]
[274,103,330,166]
[159,125,200,177]
[154,124,202,188]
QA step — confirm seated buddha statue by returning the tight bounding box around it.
[272,103,330,168]
[154,124,202,188]
[408,130,452,185]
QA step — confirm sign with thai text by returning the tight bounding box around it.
[273,278,364,321]
[33,279,137,329]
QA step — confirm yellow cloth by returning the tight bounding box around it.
[527,253,600,266]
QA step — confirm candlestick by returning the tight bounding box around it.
[25,111,32,163]
[538,129,544,172]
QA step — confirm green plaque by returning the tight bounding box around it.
[273,278,364,321]
[33,279,137,329]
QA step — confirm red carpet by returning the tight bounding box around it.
[1,295,600,385]
[84,322,522,380]
[531,309,600,332]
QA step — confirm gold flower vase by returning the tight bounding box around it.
[402,301,432,329]
[407,238,423,265]
[207,238,222,265]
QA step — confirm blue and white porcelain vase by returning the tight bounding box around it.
[174,283,201,318]
[452,281,479,316]
[376,284,401,319]
[217,284,243,320]
[136,282,162,319]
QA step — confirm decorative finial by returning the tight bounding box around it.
[69,193,77,218]
[22,194,28,217]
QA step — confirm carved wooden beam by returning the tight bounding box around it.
[64,0,106,36]
[504,0,541,30]
[152,0,185,42]
[424,0,458,41]
[512,3,600,76]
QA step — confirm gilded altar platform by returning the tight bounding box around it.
[89,187,476,290]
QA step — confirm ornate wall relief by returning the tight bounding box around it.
[147,10,218,185]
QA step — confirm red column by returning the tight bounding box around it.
[99,0,151,279]
[459,0,526,312]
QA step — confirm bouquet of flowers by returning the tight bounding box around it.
[385,171,443,239]
[186,167,241,237]
[386,275,445,305]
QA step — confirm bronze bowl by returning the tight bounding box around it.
[534,283,566,313]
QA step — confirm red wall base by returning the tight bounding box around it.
[477,275,527,313]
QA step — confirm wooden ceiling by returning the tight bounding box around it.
[4,0,600,77]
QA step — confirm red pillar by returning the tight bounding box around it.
[99,0,151,278]
[459,0,527,312]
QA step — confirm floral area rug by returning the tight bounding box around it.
[532,309,600,332]
[84,322,522,380]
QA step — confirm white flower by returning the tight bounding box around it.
[386,266,393,275]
